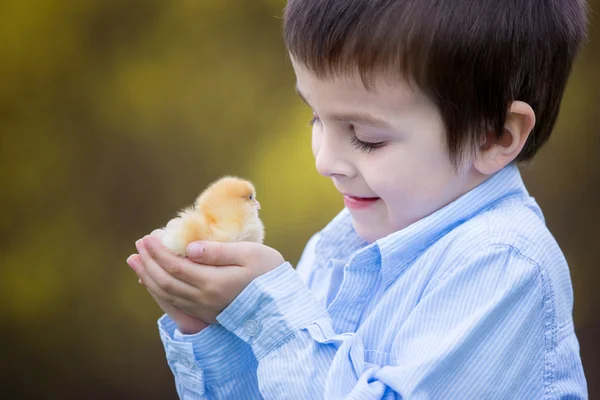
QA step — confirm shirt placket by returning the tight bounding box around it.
[325,249,380,334]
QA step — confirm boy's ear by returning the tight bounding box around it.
[474,101,536,175]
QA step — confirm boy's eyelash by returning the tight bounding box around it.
[308,116,385,153]
[349,135,386,153]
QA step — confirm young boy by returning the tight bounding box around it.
[127,0,589,398]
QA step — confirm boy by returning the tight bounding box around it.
[127,0,589,398]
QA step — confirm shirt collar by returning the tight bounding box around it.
[313,164,534,288]
[313,208,368,270]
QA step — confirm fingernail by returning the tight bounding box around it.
[138,278,142,284]
[127,255,138,270]
[187,243,204,258]
[135,239,143,253]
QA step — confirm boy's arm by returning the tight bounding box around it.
[158,315,263,399]
[216,245,574,399]
[155,234,321,399]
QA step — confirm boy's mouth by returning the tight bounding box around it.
[343,194,381,210]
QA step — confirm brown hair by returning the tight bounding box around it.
[283,0,588,166]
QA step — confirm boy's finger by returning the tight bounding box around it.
[142,235,215,285]
[128,254,165,294]
[133,244,198,310]
[186,241,247,266]
[127,254,140,271]
[150,229,165,239]
[137,238,203,300]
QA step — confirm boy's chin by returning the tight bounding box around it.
[349,215,389,244]
[349,209,413,244]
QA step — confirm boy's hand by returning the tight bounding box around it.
[128,230,209,334]
[128,254,209,334]
[132,234,285,324]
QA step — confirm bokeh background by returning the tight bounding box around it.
[0,1,598,398]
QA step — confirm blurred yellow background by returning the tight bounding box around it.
[0,1,598,398]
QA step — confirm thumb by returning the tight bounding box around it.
[186,241,246,266]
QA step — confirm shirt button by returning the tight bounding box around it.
[243,319,260,337]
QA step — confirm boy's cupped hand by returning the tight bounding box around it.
[127,230,285,327]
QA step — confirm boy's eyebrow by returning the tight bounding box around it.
[295,85,395,130]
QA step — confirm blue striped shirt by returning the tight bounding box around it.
[158,164,587,399]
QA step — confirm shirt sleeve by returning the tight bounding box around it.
[158,315,263,399]
[156,234,323,399]
[216,245,550,399]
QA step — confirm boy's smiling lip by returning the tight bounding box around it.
[342,193,381,209]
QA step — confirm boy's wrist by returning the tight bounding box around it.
[172,313,210,335]
[217,262,327,359]
[176,318,210,334]
[161,318,259,385]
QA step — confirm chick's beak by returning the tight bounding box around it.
[254,200,261,210]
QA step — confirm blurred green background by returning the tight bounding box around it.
[0,1,598,398]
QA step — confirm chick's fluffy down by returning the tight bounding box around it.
[161,176,264,256]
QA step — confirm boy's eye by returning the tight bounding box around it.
[348,123,385,153]
[308,117,385,152]
[349,135,386,152]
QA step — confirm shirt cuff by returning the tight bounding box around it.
[216,262,328,360]
[158,314,257,386]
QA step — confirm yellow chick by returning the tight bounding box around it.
[161,176,265,256]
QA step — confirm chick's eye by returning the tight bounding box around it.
[249,194,253,200]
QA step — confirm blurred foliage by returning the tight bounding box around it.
[0,0,598,398]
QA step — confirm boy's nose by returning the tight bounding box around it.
[314,130,354,178]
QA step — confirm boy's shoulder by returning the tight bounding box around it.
[429,194,574,321]
[425,192,577,333]
[448,195,565,270]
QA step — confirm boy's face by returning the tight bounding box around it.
[292,59,482,243]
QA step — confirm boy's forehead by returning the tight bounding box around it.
[292,58,418,98]
[293,64,423,115]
